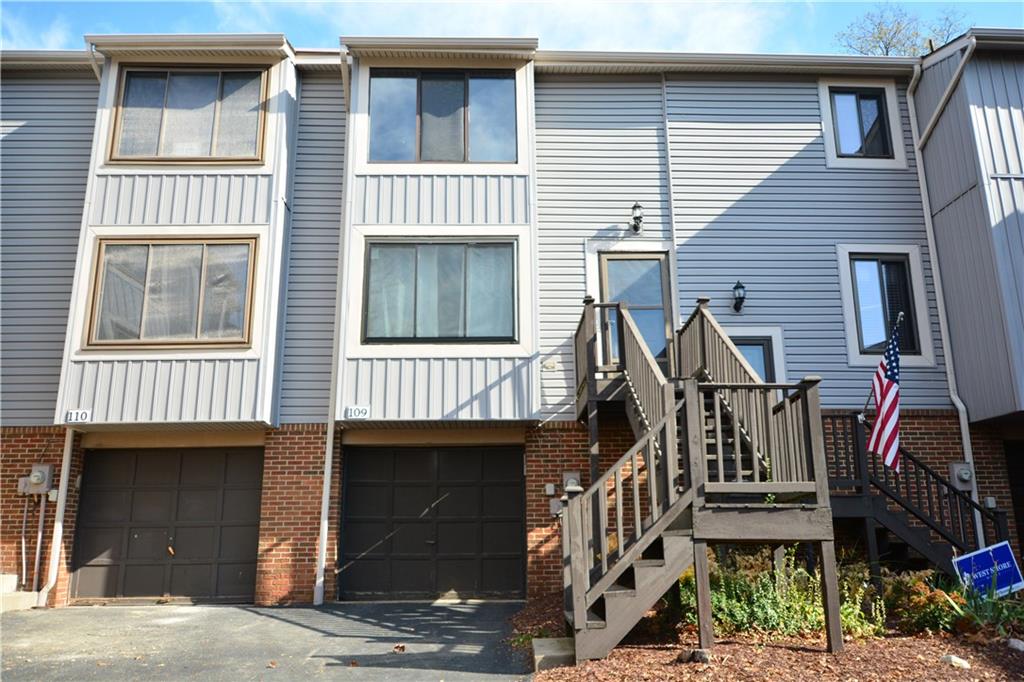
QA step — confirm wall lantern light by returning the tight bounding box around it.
[732,281,747,312]
[629,202,644,234]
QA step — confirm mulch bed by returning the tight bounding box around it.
[512,596,1024,681]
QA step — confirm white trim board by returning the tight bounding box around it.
[836,243,935,368]
[818,78,908,171]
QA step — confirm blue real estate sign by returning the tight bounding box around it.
[952,541,1024,598]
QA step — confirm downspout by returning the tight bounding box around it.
[313,46,353,605]
[36,428,74,607]
[907,62,986,545]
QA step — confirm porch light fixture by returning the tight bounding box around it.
[629,202,644,234]
[732,281,747,312]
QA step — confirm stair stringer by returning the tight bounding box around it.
[869,496,956,575]
[575,531,695,661]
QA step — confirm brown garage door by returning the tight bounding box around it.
[339,446,525,599]
[72,448,262,601]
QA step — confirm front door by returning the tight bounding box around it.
[598,252,673,372]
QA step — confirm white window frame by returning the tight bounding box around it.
[836,243,934,368]
[818,78,907,170]
[719,326,788,383]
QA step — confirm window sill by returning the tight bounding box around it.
[346,341,533,359]
[846,353,935,369]
[824,156,908,171]
[355,160,529,176]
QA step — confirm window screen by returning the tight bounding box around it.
[364,242,515,341]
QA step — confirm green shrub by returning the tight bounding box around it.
[881,569,964,634]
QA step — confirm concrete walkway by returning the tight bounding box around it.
[1,601,532,680]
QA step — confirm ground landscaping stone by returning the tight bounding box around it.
[939,654,971,669]
[1008,638,1024,653]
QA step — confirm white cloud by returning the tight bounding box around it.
[210,0,789,53]
[1,10,75,50]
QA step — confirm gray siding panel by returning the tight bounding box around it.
[535,76,671,419]
[352,174,529,225]
[666,77,950,409]
[279,74,346,422]
[915,52,961,130]
[1,73,98,425]
[92,173,272,225]
[919,72,980,213]
[61,359,260,423]
[342,357,533,420]
[988,176,1024,410]
[968,55,1024,178]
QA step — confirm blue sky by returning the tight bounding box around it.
[1,1,1021,54]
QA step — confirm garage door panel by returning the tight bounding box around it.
[393,485,435,517]
[177,489,219,522]
[438,449,481,481]
[180,453,223,486]
[174,527,216,560]
[81,491,131,523]
[73,448,262,601]
[135,454,179,485]
[222,488,260,522]
[437,521,479,554]
[438,485,480,516]
[340,447,523,599]
[219,526,258,560]
[132,491,173,522]
[123,564,165,596]
[128,528,169,560]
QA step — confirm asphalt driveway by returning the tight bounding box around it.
[1,601,533,680]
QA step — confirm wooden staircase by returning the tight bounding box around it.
[567,297,843,661]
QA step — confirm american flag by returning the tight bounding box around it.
[868,322,901,471]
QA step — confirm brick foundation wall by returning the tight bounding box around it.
[969,423,1020,558]
[0,426,83,606]
[254,424,340,605]
[524,412,636,598]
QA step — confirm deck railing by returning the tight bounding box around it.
[824,414,1010,554]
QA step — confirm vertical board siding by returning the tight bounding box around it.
[666,77,949,409]
[91,173,272,225]
[534,76,671,419]
[919,70,980,213]
[352,174,529,224]
[279,74,346,422]
[968,55,1024,178]
[1,73,98,425]
[987,177,1024,408]
[915,52,962,131]
[343,357,532,420]
[61,359,260,423]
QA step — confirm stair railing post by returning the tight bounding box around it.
[663,382,679,503]
[683,378,705,504]
[565,488,589,629]
[995,509,1010,546]
[853,411,870,496]
[696,297,710,377]
[582,296,601,504]
[799,376,829,506]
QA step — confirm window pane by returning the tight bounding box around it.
[369,74,417,161]
[142,244,203,339]
[859,93,891,157]
[200,244,250,339]
[628,309,668,359]
[832,92,863,156]
[415,244,465,337]
[118,72,166,156]
[735,343,769,381]
[215,72,261,157]
[366,245,416,338]
[605,258,665,307]
[466,244,514,338]
[160,73,218,157]
[421,75,465,161]
[96,245,149,340]
[881,260,918,352]
[853,259,887,351]
[468,75,516,162]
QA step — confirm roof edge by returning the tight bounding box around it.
[1,49,94,71]
[534,50,918,75]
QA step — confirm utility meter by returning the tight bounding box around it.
[18,463,54,495]
[949,462,974,492]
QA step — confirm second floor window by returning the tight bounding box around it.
[363,242,515,342]
[850,254,919,354]
[829,87,893,159]
[90,239,255,346]
[114,68,265,160]
[368,70,517,163]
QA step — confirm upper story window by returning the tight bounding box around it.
[850,253,920,354]
[112,68,266,161]
[368,70,517,163]
[89,239,256,347]
[829,87,892,159]
[363,241,515,342]
[818,79,906,170]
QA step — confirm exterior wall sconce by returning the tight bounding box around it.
[630,202,644,234]
[732,280,747,312]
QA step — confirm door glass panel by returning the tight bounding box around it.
[600,255,670,364]
[605,259,664,306]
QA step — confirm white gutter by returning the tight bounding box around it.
[918,37,977,149]
[906,63,986,545]
[36,429,75,607]
[313,45,353,606]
